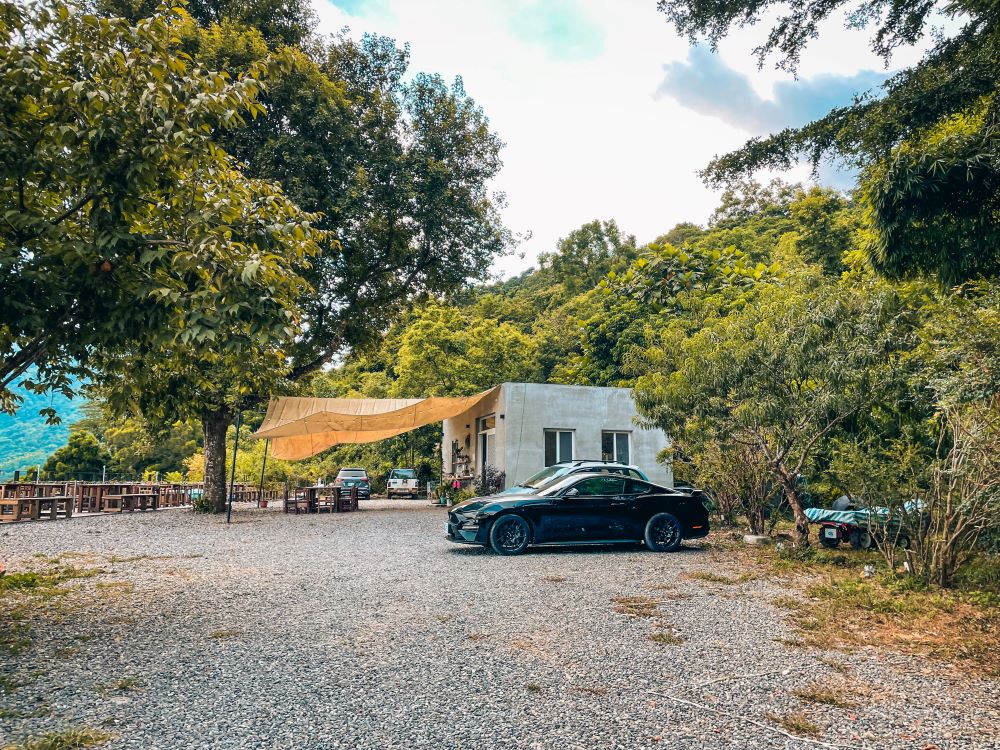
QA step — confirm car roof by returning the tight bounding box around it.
[554,459,641,469]
[338,467,367,472]
[548,472,687,494]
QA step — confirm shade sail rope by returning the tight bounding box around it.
[250,387,500,460]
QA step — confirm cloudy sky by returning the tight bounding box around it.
[313,0,929,276]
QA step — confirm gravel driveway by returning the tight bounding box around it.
[1,501,997,750]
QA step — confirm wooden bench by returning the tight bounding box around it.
[103,492,159,513]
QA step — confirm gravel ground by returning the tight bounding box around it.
[1,501,997,750]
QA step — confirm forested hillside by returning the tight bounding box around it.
[49,180,913,493]
[0,380,83,474]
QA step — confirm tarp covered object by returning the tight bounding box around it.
[251,387,500,460]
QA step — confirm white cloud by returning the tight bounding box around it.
[312,0,930,276]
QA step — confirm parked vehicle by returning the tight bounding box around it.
[334,468,371,499]
[806,501,916,550]
[499,460,649,496]
[387,468,420,499]
[446,472,710,555]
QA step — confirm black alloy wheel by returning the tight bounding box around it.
[644,512,683,552]
[489,515,531,556]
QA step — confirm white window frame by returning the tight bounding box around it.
[601,431,631,464]
[543,429,574,467]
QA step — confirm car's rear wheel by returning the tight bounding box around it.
[489,515,531,556]
[644,512,683,552]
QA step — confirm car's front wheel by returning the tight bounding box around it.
[644,512,683,552]
[489,515,531,556]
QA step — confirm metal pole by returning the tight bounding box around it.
[226,407,243,525]
[257,440,269,506]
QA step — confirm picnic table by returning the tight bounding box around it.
[284,486,358,514]
[0,483,74,522]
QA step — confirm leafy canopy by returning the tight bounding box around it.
[0,1,317,416]
[658,0,1000,281]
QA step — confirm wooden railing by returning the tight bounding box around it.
[0,482,278,523]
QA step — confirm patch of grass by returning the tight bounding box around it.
[749,543,1000,676]
[612,595,660,618]
[541,575,567,583]
[108,553,202,563]
[0,703,51,720]
[0,727,114,750]
[94,582,132,591]
[764,711,820,738]
[793,683,856,708]
[773,573,1000,674]
[816,656,850,674]
[525,683,542,694]
[208,629,241,640]
[1,566,101,657]
[684,571,757,585]
[648,624,686,645]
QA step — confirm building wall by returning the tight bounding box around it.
[441,383,671,488]
[441,390,503,478]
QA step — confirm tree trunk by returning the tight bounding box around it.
[202,409,232,513]
[777,467,810,547]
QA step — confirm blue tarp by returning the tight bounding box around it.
[805,500,922,528]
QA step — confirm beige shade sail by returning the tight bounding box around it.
[251,387,500,460]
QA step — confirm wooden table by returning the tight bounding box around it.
[103,492,159,513]
[298,486,358,514]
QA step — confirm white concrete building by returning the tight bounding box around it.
[441,383,672,489]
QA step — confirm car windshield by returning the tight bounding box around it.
[391,469,416,479]
[519,465,571,489]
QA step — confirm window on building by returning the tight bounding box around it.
[601,431,630,464]
[544,430,573,466]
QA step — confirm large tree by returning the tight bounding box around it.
[658,0,1000,282]
[85,7,511,505]
[0,1,314,418]
[0,1,322,511]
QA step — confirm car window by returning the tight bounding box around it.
[626,479,654,495]
[339,469,367,477]
[627,469,644,479]
[570,476,626,497]
[390,469,416,479]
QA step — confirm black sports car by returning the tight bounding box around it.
[446,472,710,555]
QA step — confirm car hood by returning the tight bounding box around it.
[452,493,545,515]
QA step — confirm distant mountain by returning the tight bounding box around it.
[0,382,86,478]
